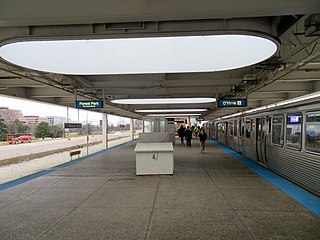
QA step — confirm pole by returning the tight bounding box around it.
[142,120,145,133]
[130,118,134,140]
[86,111,89,155]
[102,113,108,149]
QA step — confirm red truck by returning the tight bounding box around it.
[13,135,32,144]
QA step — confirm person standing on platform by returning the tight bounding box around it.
[177,125,186,144]
[198,127,207,153]
[185,126,192,147]
[194,125,200,138]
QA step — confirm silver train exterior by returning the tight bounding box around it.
[205,97,320,197]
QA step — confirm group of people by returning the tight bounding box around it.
[177,125,207,153]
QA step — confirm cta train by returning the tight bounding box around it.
[205,96,320,197]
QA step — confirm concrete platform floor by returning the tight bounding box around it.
[0,140,319,240]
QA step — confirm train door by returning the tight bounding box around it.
[239,119,244,154]
[212,123,216,140]
[225,121,228,146]
[215,122,219,141]
[256,117,267,165]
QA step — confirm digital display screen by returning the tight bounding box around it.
[288,115,301,124]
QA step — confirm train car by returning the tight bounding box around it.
[212,96,320,197]
[203,122,213,139]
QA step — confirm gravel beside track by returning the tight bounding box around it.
[0,136,134,184]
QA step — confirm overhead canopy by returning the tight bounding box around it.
[0,1,319,120]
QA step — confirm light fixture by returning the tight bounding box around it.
[112,98,216,104]
[0,35,278,75]
[135,109,207,113]
[146,113,202,117]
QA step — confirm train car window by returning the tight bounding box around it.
[272,115,284,145]
[245,119,251,139]
[229,121,234,136]
[257,118,262,141]
[286,113,302,149]
[217,122,224,134]
[306,112,320,153]
[234,120,238,137]
[306,112,320,122]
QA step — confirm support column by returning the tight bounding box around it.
[64,106,69,138]
[102,113,108,149]
[130,118,134,140]
[142,120,145,133]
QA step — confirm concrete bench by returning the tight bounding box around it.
[69,150,81,160]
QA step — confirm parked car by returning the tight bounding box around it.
[14,135,32,144]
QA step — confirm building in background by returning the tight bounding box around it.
[0,107,24,123]
[39,117,49,123]
[23,116,42,125]
[47,116,67,126]
[23,115,43,133]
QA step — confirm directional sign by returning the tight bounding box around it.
[217,99,247,108]
[76,100,103,109]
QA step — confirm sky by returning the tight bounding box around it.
[0,95,130,125]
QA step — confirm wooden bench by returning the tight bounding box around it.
[69,150,81,160]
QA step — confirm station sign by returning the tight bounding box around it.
[217,99,247,108]
[76,100,103,109]
[64,123,82,128]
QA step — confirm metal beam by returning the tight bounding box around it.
[248,92,288,100]
[1,0,319,27]
[72,76,95,88]
[256,81,313,93]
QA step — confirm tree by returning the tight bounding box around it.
[0,117,8,141]
[49,125,63,138]
[35,122,51,139]
[81,123,93,135]
[8,119,29,135]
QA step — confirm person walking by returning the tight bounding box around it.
[185,126,192,147]
[194,125,200,138]
[198,127,207,153]
[177,125,186,144]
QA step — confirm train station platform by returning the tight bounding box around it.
[0,139,319,240]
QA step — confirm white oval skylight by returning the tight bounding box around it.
[135,109,207,113]
[0,35,277,75]
[146,114,202,117]
[112,98,216,104]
